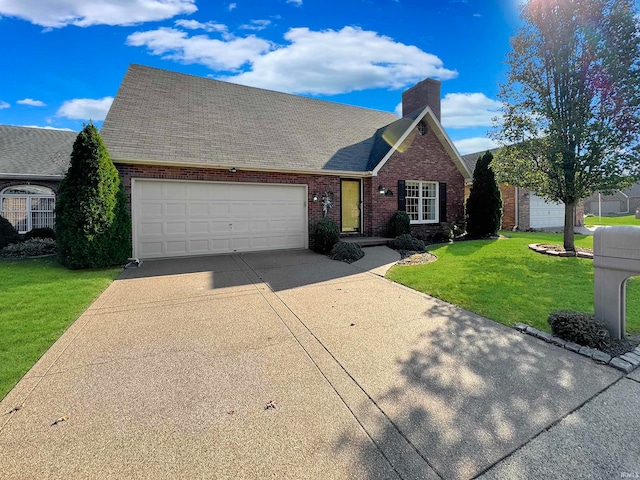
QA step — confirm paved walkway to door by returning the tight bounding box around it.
[1,248,638,479]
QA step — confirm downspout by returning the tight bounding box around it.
[513,186,519,231]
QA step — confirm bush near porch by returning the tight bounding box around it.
[386,231,640,335]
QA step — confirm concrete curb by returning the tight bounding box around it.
[514,323,640,374]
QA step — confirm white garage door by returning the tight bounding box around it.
[133,179,307,259]
[530,193,565,228]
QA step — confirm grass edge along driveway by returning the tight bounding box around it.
[0,257,120,401]
[386,231,640,335]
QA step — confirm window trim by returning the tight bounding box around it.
[0,185,56,234]
[405,180,439,224]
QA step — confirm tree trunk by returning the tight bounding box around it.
[563,200,576,253]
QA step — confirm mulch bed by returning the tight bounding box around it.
[529,243,594,259]
[395,250,438,266]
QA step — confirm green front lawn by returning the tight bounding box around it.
[0,257,120,400]
[584,214,640,226]
[387,231,640,334]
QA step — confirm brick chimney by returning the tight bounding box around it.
[401,78,441,120]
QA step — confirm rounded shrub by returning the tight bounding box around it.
[388,234,425,252]
[24,227,56,240]
[388,210,410,237]
[548,310,611,350]
[313,218,340,254]
[330,241,364,263]
[1,238,56,258]
[0,216,20,249]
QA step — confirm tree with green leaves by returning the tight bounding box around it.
[466,151,503,238]
[55,123,131,269]
[493,0,640,253]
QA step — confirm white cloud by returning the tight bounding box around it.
[127,27,272,70]
[226,26,458,95]
[56,97,114,121]
[287,0,303,5]
[0,0,197,28]
[17,98,46,107]
[0,101,9,109]
[239,19,271,31]
[453,137,499,155]
[441,92,502,129]
[228,3,237,11]
[174,19,227,33]
[394,102,403,117]
[21,125,75,131]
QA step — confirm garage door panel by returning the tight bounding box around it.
[530,194,565,228]
[134,180,307,258]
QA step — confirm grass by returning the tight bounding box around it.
[0,257,120,400]
[386,231,640,334]
[584,214,640,226]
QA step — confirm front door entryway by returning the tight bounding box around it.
[341,179,361,233]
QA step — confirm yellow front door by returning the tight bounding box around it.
[341,179,361,233]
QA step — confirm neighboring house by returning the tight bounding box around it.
[100,64,471,260]
[583,184,640,215]
[0,125,76,233]
[461,150,583,231]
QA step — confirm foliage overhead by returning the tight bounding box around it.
[55,123,131,269]
[493,0,640,250]
[466,151,503,238]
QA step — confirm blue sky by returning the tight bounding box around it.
[0,0,530,155]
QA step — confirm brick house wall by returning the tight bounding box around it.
[370,128,465,238]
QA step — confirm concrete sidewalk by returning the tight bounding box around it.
[1,247,638,479]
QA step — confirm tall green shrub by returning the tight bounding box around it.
[0,216,20,249]
[466,151,502,238]
[313,218,340,254]
[55,123,131,269]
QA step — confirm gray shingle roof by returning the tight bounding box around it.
[101,64,400,173]
[461,148,499,175]
[0,125,77,177]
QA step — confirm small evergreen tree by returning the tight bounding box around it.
[55,123,131,269]
[466,151,503,238]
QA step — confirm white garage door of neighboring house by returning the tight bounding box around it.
[133,179,307,259]
[529,194,565,228]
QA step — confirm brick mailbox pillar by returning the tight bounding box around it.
[593,226,640,339]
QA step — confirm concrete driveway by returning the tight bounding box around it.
[0,248,635,479]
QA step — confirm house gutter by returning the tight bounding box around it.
[112,158,374,178]
[0,173,64,181]
[514,186,519,230]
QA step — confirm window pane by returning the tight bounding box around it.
[2,185,54,196]
[2,197,28,232]
[406,197,419,221]
[422,198,436,221]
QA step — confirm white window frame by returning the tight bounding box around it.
[405,180,439,224]
[0,185,56,234]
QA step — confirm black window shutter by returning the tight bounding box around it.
[398,180,406,211]
[439,182,447,222]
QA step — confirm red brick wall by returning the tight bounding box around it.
[371,129,465,238]
[115,164,348,244]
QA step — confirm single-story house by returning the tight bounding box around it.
[98,64,471,259]
[461,149,583,231]
[0,125,75,233]
[583,184,640,216]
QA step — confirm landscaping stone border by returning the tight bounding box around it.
[514,323,640,374]
[528,243,593,259]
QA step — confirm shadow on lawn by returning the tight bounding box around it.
[333,300,619,480]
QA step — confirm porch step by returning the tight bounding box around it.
[340,236,390,247]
